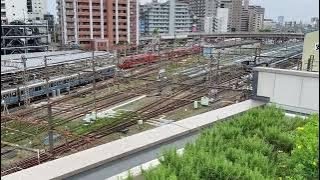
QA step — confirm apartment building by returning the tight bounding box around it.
[248,5,264,32]
[1,0,7,24]
[140,0,193,35]
[263,19,277,31]
[278,16,284,25]
[240,0,249,32]
[228,0,242,32]
[57,0,139,50]
[216,6,229,33]
[189,0,220,32]
[1,0,47,23]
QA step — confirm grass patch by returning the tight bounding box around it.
[71,111,139,135]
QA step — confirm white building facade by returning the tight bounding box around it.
[215,7,229,32]
[2,0,47,23]
[141,0,193,35]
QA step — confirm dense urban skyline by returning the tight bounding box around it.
[47,0,319,23]
[139,0,319,23]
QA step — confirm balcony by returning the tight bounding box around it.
[92,5,101,10]
[78,25,90,28]
[78,17,90,22]
[92,19,101,22]
[118,25,127,29]
[67,24,75,28]
[118,31,127,35]
[78,5,89,10]
[93,31,101,36]
[93,24,101,28]
[66,11,74,16]
[78,31,90,36]
[67,31,75,36]
[66,17,74,22]
[118,19,127,23]
[65,4,73,9]
[92,12,101,16]
[78,12,89,16]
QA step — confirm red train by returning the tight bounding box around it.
[118,46,201,69]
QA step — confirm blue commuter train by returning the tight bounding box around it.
[1,65,116,106]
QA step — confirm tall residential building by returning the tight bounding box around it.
[229,0,242,32]
[248,5,264,32]
[57,0,139,50]
[1,0,47,23]
[204,16,215,33]
[240,5,249,31]
[189,0,219,32]
[140,0,193,35]
[278,16,284,25]
[215,2,229,33]
[263,19,277,31]
[1,0,7,24]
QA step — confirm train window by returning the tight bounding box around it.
[35,86,42,91]
[21,90,24,95]
[12,92,16,97]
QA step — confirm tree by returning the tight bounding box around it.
[153,28,160,37]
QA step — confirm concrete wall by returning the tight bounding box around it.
[253,67,319,114]
[302,31,319,72]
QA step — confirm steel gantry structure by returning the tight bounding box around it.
[1,22,50,55]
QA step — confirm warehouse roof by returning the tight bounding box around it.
[1,50,114,74]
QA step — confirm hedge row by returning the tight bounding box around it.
[140,106,319,180]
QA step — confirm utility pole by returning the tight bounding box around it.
[115,49,121,90]
[207,54,214,87]
[254,47,258,65]
[207,53,215,98]
[44,56,54,154]
[92,41,97,119]
[216,51,221,84]
[158,36,164,95]
[21,55,30,107]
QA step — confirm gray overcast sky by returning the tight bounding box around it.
[48,0,319,23]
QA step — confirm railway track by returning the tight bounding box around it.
[2,65,247,142]
[5,52,197,119]
[1,68,248,176]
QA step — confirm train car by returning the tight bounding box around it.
[1,88,19,105]
[1,65,116,106]
[118,53,157,69]
[118,46,202,69]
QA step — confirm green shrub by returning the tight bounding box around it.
[141,106,319,180]
[289,115,319,179]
